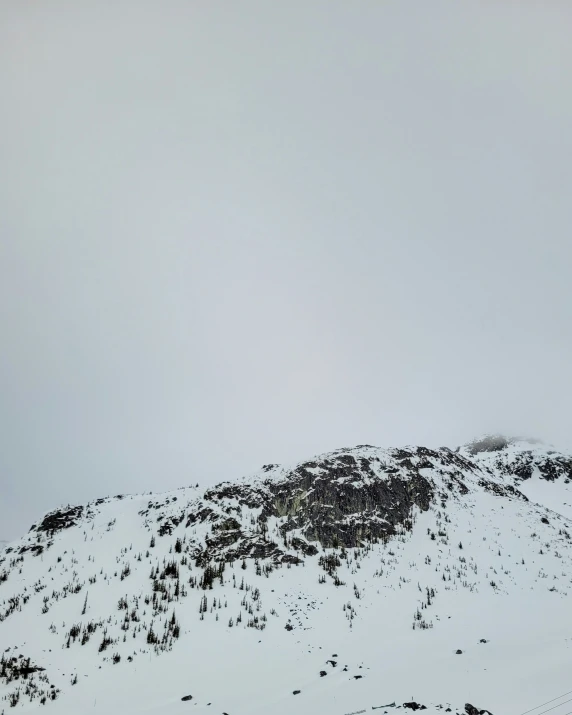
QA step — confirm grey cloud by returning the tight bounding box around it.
[1,1,571,539]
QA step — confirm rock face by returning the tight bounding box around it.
[189,444,492,560]
[35,505,89,534]
[267,451,434,548]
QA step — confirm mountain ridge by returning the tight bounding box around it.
[1,436,572,715]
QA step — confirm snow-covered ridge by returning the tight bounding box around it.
[1,438,572,715]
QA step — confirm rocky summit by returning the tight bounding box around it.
[1,435,572,715]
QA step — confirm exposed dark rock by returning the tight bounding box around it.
[513,463,533,480]
[212,517,241,532]
[290,537,319,556]
[206,530,242,551]
[204,484,269,511]
[165,441,571,567]
[267,452,434,548]
[181,694,193,701]
[403,702,427,710]
[465,704,493,715]
[478,480,528,501]
[158,512,184,537]
[36,506,84,534]
[224,538,280,563]
[186,507,217,528]
[538,458,572,482]
[281,554,304,565]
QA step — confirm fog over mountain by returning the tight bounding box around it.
[1,0,571,560]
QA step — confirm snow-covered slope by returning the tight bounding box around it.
[1,438,572,715]
[462,435,572,520]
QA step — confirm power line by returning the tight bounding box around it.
[535,699,572,715]
[519,692,572,715]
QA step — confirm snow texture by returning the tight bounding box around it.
[1,435,572,715]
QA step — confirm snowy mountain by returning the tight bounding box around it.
[1,436,572,715]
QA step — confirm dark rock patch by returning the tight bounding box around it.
[466,704,493,715]
[36,506,84,534]
[290,537,319,556]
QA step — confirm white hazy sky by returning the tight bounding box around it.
[1,2,571,539]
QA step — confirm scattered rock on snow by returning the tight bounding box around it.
[466,704,494,715]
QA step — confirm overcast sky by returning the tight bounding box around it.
[1,2,571,540]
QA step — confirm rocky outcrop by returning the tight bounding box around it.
[266,453,434,548]
[34,506,86,534]
[466,703,494,715]
[19,438,572,574]
[169,439,572,561]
